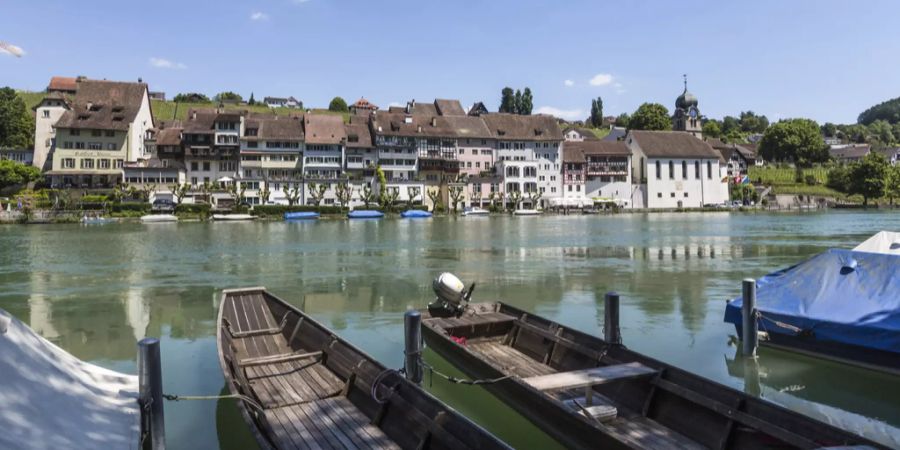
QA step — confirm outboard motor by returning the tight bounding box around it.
[429,272,476,317]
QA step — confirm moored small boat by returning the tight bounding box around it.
[140,214,177,223]
[513,209,541,216]
[461,206,489,216]
[421,274,882,449]
[212,214,255,221]
[400,210,432,218]
[284,211,320,220]
[217,287,511,450]
[81,216,113,225]
[348,210,384,219]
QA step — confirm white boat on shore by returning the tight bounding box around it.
[461,206,490,216]
[140,214,177,223]
[513,209,541,216]
[212,214,255,221]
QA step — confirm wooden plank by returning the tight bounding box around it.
[240,351,323,367]
[652,379,820,449]
[523,362,657,392]
[327,398,399,449]
[262,408,305,450]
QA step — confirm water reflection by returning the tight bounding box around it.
[0,210,898,449]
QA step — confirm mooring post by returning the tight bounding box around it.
[138,338,166,450]
[604,292,622,345]
[404,310,424,384]
[741,278,758,358]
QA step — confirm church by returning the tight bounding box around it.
[672,75,702,138]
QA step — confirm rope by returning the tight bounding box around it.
[163,393,265,413]
[371,368,404,404]
[421,361,513,386]
[756,311,804,334]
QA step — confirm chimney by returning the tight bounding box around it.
[431,117,437,127]
[417,125,423,133]
[191,111,197,120]
[138,77,143,83]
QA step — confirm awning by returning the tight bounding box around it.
[217,176,234,182]
[44,170,122,176]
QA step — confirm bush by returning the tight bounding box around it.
[804,175,818,185]
[76,202,107,210]
[251,205,349,217]
[110,203,150,213]
[175,203,211,214]
[81,194,110,202]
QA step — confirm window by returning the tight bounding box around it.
[105,130,115,137]
[92,130,102,137]
[670,192,675,198]
[684,192,689,197]
[657,192,662,198]
[245,169,253,177]
[42,110,50,118]
[459,149,464,154]
[576,185,581,191]
[191,162,199,171]
[669,161,674,179]
[568,185,572,192]
[695,161,700,179]
[75,142,85,149]
[191,177,198,185]
[88,142,102,150]
[115,159,124,168]
[107,143,116,150]
[655,160,661,179]
[682,161,687,179]
[80,159,94,169]
[71,129,80,136]
[62,158,75,168]
[99,159,110,169]
[707,161,712,179]
[203,162,211,171]
[475,162,481,168]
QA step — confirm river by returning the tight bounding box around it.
[0,210,898,449]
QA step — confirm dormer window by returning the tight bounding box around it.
[112,106,124,113]
[78,114,90,120]
[89,104,102,112]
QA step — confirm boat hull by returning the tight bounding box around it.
[348,210,384,219]
[140,215,177,223]
[283,212,320,220]
[212,214,255,221]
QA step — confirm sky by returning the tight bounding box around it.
[3,0,900,124]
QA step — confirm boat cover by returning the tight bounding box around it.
[348,210,384,219]
[284,211,320,220]
[724,249,900,355]
[0,309,139,449]
[400,210,432,218]
[853,231,900,255]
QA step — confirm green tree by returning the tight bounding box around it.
[380,187,400,212]
[335,182,353,209]
[867,120,895,147]
[848,152,889,205]
[857,96,900,125]
[248,92,256,106]
[306,182,328,206]
[513,89,522,115]
[214,91,243,102]
[1,88,35,148]
[739,111,769,134]
[590,97,604,127]
[328,97,348,113]
[702,120,722,138]
[426,187,442,212]
[628,103,670,131]
[721,116,741,136]
[520,88,533,115]
[448,185,465,213]
[282,183,301,206]
[406,186,421,204]
[826,165,852,193]
[171,183,190,205]
[499,87,515,113]
[758,118,828,166]
[375,165,387,202]
[614,113,630,129]
[173,92,210,103]
[360,184,376,208]
[821,122,837,138]
[884,164,900,205]
[0,160,41,191]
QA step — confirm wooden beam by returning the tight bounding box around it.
[240,351,323,367]
[522,362,657,392]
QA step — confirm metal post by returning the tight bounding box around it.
[741,278,758,358]
[139,338,165,450]
[604,292,622,345]
[404,310,423,384]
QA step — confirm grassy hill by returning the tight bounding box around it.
[16,91,47,111]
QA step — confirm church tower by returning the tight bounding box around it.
[672,75,702,138]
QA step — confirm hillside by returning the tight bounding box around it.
[857,96,900,125]
[150,101,349,123]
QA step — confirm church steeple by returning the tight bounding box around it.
[673,74,701,138]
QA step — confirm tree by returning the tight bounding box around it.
[848,152,889,205]
[614,113,630,129]
[507,190,523,211]
[306,182,327,206]
[520,88,533,115]
[171,183,190,205]
[867,120,895,147]
[259,183,272,204]
[628,103,670,131]
[426,187,442,212]
[739,111,769,134]
[721,116,741,136]
[513,90,522,115]
[826,165,852,193]
[590,97,604,127]
[0,160,41,191]
[214,91,243,103]
[380,186,400,212]
[248,92,256,106]
[375,166,387,202]
[758,118,828,166]
[499,87,515,113]
[0,88,35,148]
[821,122,838,138]
[449,185,465,213]
[702,120,722,139]
[858,96,900,125]
[884,164,900,205]
[335,182,353,209]
[282,183,301,206]
[360,184,376,208]
[228,183,246,206]
[328,97,348,113]
[406,186,421,204]
[173,93,210,103]
[529,190,542,209]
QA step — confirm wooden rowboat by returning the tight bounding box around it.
[422,302,884,450]
[217,287,511,450]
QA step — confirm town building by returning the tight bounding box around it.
[240,114,304,205]
[263,96,302,109]
[32,92,70,171]
[560,140,632,207]
[672,76,702,138]
[0,148,33,165]
[47,76,78,94]
[603,126,627,142]
[349,98,378,116]
[876,147,900,166]
[302,114,346,205]
[708,138,757,178]
[180,110,242,207]
[46,78,154,188]
[149,92,166,101]
[627,130,728,208]
[467,102,489,116]
[562,127,599,142]
[829,144,870,163]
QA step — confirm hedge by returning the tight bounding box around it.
[110,203,150,212]
[81,194,110,202]
[251,205,348,216]
[175,204,211,214]
[76,202,108,210]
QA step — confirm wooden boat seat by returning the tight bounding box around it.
[240,350,323,367]
[523,362,657,406]
[244,358,345,409]
[265,397,400,450]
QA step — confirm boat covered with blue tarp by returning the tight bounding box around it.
[400,210,432,218]
[347,210,384,219]
[284,211,320,220]
[724,247,900,373]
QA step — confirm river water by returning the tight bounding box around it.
[0,211,898,449]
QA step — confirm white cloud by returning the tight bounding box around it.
[250,11,269,21]
[535,106,584,121]
[149,57,186,70]
[0,42,26,57]
[563,79,574,87]
[589,73,614,86]
[613,82,625,94]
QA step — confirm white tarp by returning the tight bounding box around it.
[853,231,900,255]
[0,309,139,450]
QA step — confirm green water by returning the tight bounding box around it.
[1,211,898,449]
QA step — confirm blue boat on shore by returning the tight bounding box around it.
[724,232,900,374]
[284,211,320,220]
[400,210,432,218]
[347,210,384,219]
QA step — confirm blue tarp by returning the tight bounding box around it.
[284,212,320,220]
[724,248,900,355]
[348,210,384,219]
[400,210,432,218]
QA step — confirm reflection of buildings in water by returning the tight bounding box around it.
[123,287,150,342]
[725,350,900,448]
[28,271,59,341]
